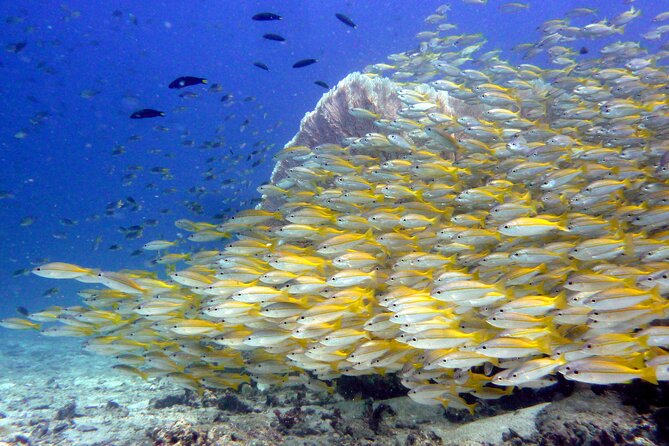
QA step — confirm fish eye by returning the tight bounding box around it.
[503,225,509,229]
[586,344,592,349]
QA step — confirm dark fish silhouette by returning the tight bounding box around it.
[253,61,270,71]
[263,33,286,42]
[314,81,329,89]
[252,12,282,21]
[130,109,165,119]
[16,306,29,316]
[335,13,357,28]
[6,41,27,53]
[169,76,207,89]
[293,59,318,68]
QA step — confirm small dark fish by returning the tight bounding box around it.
[335,13,357,28]
[12,268,30,278]
[253,61,270,71]
[208,83,223,92]
[93,235,102,251]
[579,46,589,55]
[263,33,286,42]
[16,306,29,316]
[169,76,207,89]
[6,41,27,53]
[221,94,231,102]
[43,287,59,298]
[130,109,165,119]
[314,80,329,89]
[252,12,282,21]
[293,59,317,68]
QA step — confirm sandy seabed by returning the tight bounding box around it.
[0,331,665,446]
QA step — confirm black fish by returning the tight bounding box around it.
[130,109,165,119]
[169,76,207,89]
[293,58,317,68]
[263,33,286,42]
[6,41,27,53]
[314,80,329,89]
[16,306,29,316]
[221,94,231,102]
[579,46,589,55]
[253,61,270,71]
[335,13,357,28]
[252,12,282,21]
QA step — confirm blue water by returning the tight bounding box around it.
[0,0,665,318]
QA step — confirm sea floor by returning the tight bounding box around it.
[0,330,665,446]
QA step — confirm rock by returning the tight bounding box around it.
[151,391,197,409]
[534,390,658,446]
[104,400,129,418]
[13,435,31,445]
[30,421,49,438]
[52,422,69,433]
[405,430,444,446]
[216,393,252,414]
[147,420,211,446]
[54,401,77,421]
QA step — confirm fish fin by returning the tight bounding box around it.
[537,337,554,355]
[623,233,635,258]
[643,367,658,385]
[554,290,568,309]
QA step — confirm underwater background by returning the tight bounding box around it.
[1,1,669,445]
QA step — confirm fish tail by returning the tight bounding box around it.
[643,367,658,385]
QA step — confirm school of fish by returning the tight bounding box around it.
[3,3,669,413]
